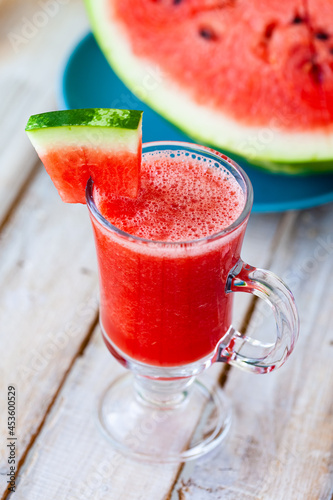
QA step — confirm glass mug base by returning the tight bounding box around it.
[99,323,231,462]
[98,372,231,464]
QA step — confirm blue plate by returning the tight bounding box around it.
[60,33,333,213]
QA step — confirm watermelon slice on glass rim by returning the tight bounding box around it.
[25,108,142,203]
[84,0,333,175]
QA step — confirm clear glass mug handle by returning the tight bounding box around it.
[215,260,300,374]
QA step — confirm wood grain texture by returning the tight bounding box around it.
[0,0,88,223]
[11,213,281,500]
[2,5,332,498]
[0,169,99,498]
[172,205,333,500]
[0,3,89,495]
[14,329,180,500]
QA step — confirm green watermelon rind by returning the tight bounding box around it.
[247,157,333,175]
[26,108,143,150]
[26,108,142,131]
[84,0,333,175]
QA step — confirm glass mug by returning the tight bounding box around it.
[86,141,299,463]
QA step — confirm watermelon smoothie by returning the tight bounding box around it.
[87,143,250,367]
[26,112,299,462]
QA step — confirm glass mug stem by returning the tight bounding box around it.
[134,374,196,408]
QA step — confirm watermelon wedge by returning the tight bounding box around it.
[25,108,143,203]
[84,0,333,174]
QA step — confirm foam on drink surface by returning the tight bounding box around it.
[95,151,245,241]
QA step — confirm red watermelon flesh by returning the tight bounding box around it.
[112,0,333,131]
[39,146,141,204]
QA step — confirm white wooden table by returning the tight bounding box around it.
[1,2,333,499]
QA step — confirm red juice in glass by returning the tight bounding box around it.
[89,147,247,367]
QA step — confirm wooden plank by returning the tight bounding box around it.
[0,168,99,498]
[12,213,281,500]
[0,0,88,223]
[171,204,333,500]
[15,329,180,500]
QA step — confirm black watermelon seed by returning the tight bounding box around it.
[199,27,217,41]
[264,22,276,39]
[315,32,329,41]
[292,15,304,24]
[310,63,323,84]
[173,0,182,4]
